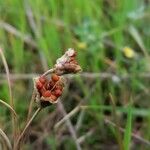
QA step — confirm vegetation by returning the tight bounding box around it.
[0,0,150,149]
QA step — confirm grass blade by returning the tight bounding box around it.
[0,48,14,108]
[0,47,17,144]
[0,99,17,117]
[109,93,124,150]
[123,102,132,150]
[0,128,12,150]
[129,25,148,57]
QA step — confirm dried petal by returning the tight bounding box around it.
[66,48,76,57]
[54,48,82,74]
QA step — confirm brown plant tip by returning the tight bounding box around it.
[55,48,82,74]
[34,74,65,106]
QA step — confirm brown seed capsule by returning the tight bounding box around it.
[42,90,51,97]
[39,76,46,84]
[40,88,46,96]
[36,81,43,90]
[54,89,62,97]
[50,95,57,101]
[51,74,60,82]
[55,85,63,91]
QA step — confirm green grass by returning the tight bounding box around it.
[123,102,132,150]
[0,0,150,149]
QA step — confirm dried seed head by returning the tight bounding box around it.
[33,48,81,108]
[55,48,82,74]
[34,75,65,107]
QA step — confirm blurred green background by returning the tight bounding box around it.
[0,0,150,149]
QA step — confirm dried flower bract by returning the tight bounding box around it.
[55,48,82,74]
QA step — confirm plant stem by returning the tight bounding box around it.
[0,48,17,146]
[15,107,42,150]
[27,90,36,121]
[0,99,17,117]
[0,128,12,150]
[42,68,55,76]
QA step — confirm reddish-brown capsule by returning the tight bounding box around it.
[55,85,63,91]
[36,81,43,90]
[50,94,57,101]
[40,87,46,94]
[42,90,51,97]
[55,89,62,97]
[39,76,46,84]
[51,74,60,82]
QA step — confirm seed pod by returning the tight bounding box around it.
[50,95,57,101]
[51,74,60,82]
[55,85,63,90]
[40,88,46,95]
[39,76,46,84]
[36,81,43,90]
[55,89,62,97]
[42,90,51,97]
